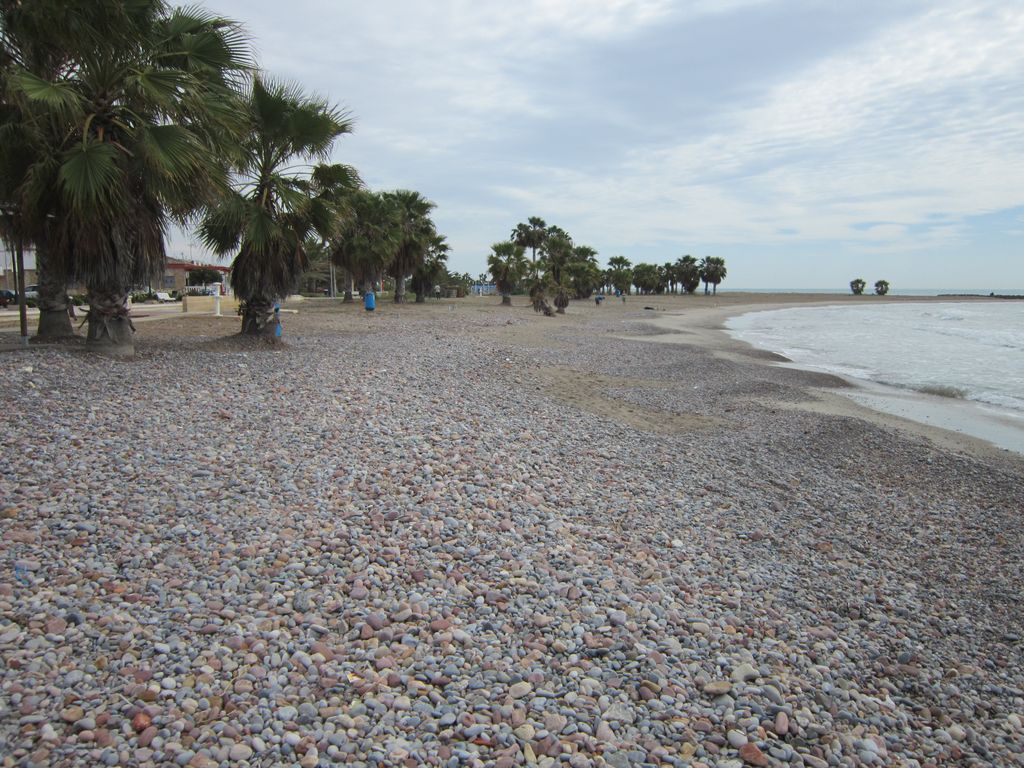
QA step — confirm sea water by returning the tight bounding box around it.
[725,302,1024,450]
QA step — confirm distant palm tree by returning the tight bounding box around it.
[568,245,601,299]
[542,232,574,313]
[200,77,358,336]
[607,255,633,295]
[487,241,527,306]
[411,234,449,303]
[385,190,436,303]
[850,278,866,295]
[676,255,701,294]
[331,189,399,299]
[699,256,727,295]
[511,216,547,277]
[632,263,660,294]
[874,279,890,296]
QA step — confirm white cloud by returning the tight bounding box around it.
[540,0,1024,248]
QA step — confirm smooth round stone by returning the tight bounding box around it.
[704,681,732,696]
[727,730,748,748]
[229,743,253,761]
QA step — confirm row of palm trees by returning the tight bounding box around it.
[620,255,727,295]
[0,0,445,355]
[487,218,729,309]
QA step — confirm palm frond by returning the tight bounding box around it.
[58,141,123,213]
[126,66,191,108]
[7,69,84,118]
[198,189,248,254]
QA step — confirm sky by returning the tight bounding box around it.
[169,0,1024,290]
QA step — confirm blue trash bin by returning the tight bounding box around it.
[364,291,376,311]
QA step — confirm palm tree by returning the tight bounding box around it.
[874,279,890,296]
[850,278,866,295]
[699,256,727,295]
[606,255,633,295]
[487,241,527,306]
[662,262,677,294]
[200,77,358,336]
[385,190,436,304]
[511,216,546,278]
[542,232,574,313]
[411,233,449,302]
[568,245,601,299]
[0,0,140,339]
[1,1,253,354]
[331,189,399,300]
[632,263,660,294]
[676,255,700,294]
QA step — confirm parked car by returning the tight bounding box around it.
[0,288,15,307]
[24,284,39,299]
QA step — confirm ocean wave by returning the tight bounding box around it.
[726,302,1024,419]
[915,384,968,399]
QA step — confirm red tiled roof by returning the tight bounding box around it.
[165,259,231,272]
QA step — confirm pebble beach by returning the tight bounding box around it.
[1,295,1022,768]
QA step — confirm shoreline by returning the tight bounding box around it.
[629,293,1024,459]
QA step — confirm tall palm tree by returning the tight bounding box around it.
[540,232,574,313]
[487,241,527,306]
[200,77,358,336]
[1,1,253,354]
[699,256,727,295]
[511,216,546,278]
[385,190,436,304]
[331,189,399,300]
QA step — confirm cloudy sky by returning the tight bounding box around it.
[181,0,1024,289]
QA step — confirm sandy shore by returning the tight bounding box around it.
[1,294,1022,767]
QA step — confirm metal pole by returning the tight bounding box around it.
[15,236,28,345]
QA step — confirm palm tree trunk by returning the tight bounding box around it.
[240,296,278,338]
[343,271,354,303]
[501,293,512,306]
[35,246,75,339]
[86,288,134,357]
[394,275,406,303]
